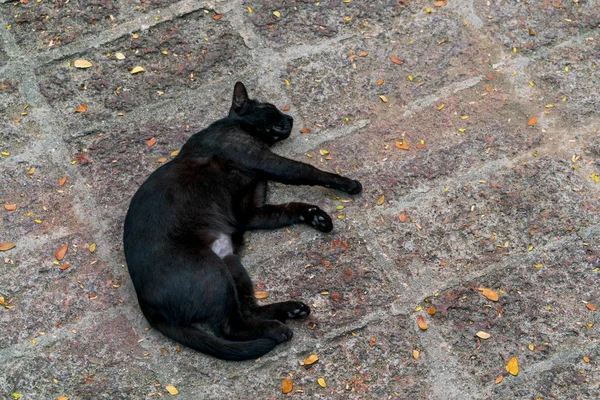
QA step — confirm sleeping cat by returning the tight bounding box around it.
[123,82,362,361]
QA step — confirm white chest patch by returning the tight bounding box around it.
[210,233,233,259]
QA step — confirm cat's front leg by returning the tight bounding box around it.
[246,203,333,232]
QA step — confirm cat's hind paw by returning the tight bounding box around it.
[301,207,333,232]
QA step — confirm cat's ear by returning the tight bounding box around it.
[231,82,249,112]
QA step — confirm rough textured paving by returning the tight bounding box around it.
[1,1,599,399]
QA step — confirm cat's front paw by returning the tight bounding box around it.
[281,301,311,320]
[301,207,333,232]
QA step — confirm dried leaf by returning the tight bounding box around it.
[476,331,491,339]
[358,51,368,57]
[0,242,16,251]
[273,11,281,18]
[398,213,407,222]
[317,377,327,388]
[75,104,87,113]
[213,14,223,20]
[170,150,180,157]
[59,176,67,186]
[254,291,269,299]
[281,105,291,111]
[478,287,499,302]
[55,244,68,261]
[89,243,96,253]
[300,128,311,133]
[158,157,167,163]
[302,354,319,365]
[426,307,436,315]
[412,349,420,359]
[4,204,17,211]
[495,375,503,384]
[60,263,71,271]
[417,315,428,330]
[73,59,92,69]
[528,344,534,351]
[586,303,596,311]
[395,140,409,150]
[147,137,157,147]
[165,384,179,395]
[319,149,329,155]
[527,116,538,126]
[377,79,384,85]
[583,356,590,363]
[506,356,519,376]
[390,56,403,65]
[529,28,535,36]
[57,397,69,400]
[433,0,447,6]
[115,52,126,60]
[282,378,293,393]
[27,167,35,175]
[130,66,145,74]
[379,95,388,103]
[376,195,385,206]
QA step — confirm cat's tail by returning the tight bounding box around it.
[152,320,278,361]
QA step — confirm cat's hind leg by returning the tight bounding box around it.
[222,255,311,323]
[246,203,333,232]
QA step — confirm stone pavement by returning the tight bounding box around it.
[1,0,599,399]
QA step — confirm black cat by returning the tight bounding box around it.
[123,82,362,360]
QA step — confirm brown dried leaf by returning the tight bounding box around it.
[73,59,92,69]
[417,315,428,330]
[376,195,385,206]
[213,14,222,20]
[57,396,69,400]
[59,176,67,186]
[433,0,447,6]
[281,105,291,111]
[390,56,403,65]
[55,244,68,261]
[377,79,384,85]
[398,213,407,222]
[495,375,503,384]
[147,137,157,147]
[282,378,293,393]
[477,287,499,302]
[60,263,71,271]
[302,354,319,365]
[27,167,35,175]
[527,116,538,126]
[529,28,535,36]
[75,104,87,113]
[358,51,368,57]
[426,307,437,315]
[300,128,311,133]
[254,291,269,299]
[476,331,491,339]
[586,303,597,311]
[4,204,17,211]
[157,157,167,163]
[0,242,16,251]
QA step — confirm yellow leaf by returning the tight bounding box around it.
[0,242,17,251]
[170,150,180,157]
[165,384,179,395]
[417,315,428,330]
[379,95,388,103]
[73,59,92,68]
[319,149,329,155]
[376,195,385,206]
[477,287,499,302]
[476,331,490,339]
[506,356,519,376]
[425,7,431,13]
[302,354,319,365]
[273,11,281,18]
[534,263,543,269]
[528,344,534,351]
[12,394,21,399]
[412,349,420,359]
[317,377,326,388]
[282,378,293,393]
[89,243,96,253]
[1,151,9,156]
[115,52,125,60]
[395,140,409,150]
[437,104,444,111]
[254,291,269,299]
[130,66,145,74]
[285,79,290,86]
[247,6,253,12]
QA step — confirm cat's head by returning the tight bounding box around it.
[228,82,294,146]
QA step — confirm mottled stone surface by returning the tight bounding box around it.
[1,1,599,399]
